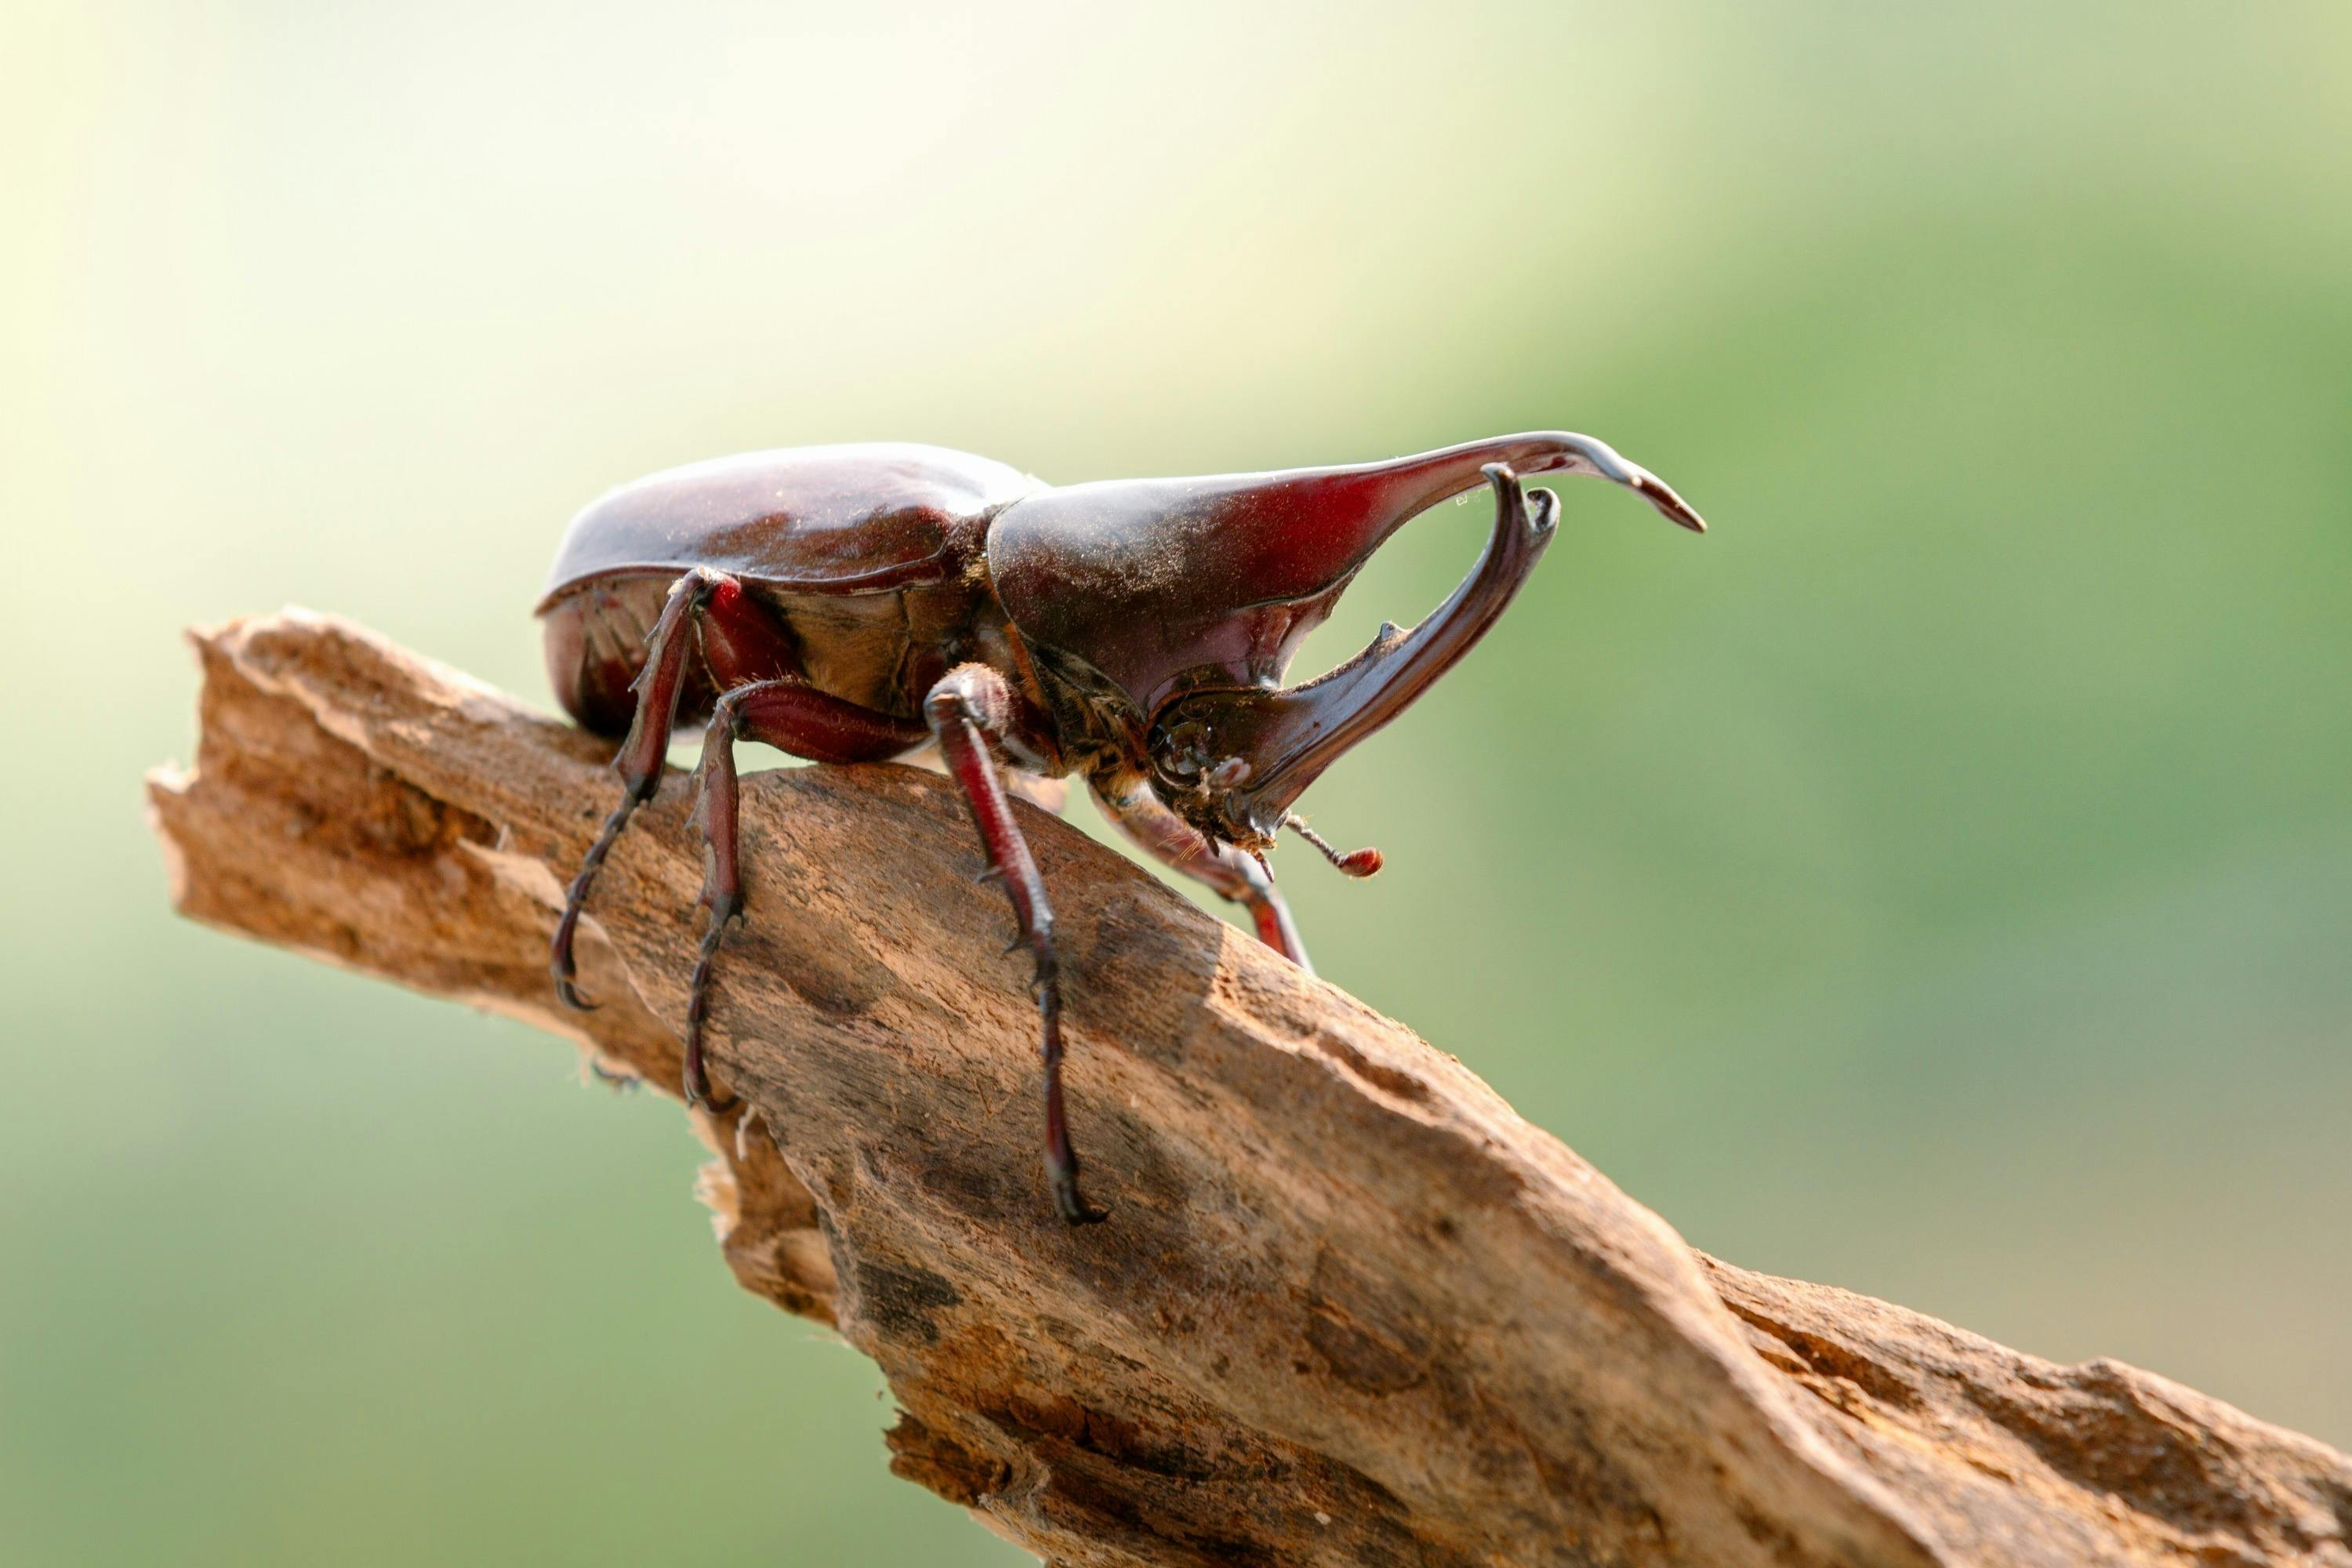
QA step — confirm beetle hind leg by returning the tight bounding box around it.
[678,677,931,1106]
[681,696,748,1109]
[549,569,735,1010]
[550,566,815,1012]
[550,791,648,1009]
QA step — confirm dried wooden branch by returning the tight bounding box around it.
[147,610,2352,1568]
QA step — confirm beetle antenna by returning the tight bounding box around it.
[1283,814,1383,878]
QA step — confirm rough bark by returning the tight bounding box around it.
[146,610,2352,1568]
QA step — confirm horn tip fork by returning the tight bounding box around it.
[1524,434,1707,533]
[1637,463,1712,535]
[1632,466,1707,534]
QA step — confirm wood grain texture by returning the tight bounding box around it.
[147,610,2352,1568]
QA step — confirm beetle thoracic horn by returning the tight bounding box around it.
[984,431,1704,727]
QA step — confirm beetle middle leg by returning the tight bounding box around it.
[679,677,927,1105]
[925,663,1109,1225]
[1088,768,1314,971]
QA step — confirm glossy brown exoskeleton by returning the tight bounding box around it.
[542,434,1703,1222]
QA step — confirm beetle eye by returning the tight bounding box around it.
[1158,720,1210,775]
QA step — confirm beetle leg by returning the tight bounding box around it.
[1087,768,1313,971]
[549,795,640,1010]
[924,664,1107,1225]
[681,689,747,1109]
[551,568,728,1007]
[550,566,811,1009]
[679,677,929,1107]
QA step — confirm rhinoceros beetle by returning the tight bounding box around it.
[542,433,1703,1223]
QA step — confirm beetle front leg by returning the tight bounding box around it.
[1088,768,1313,971]
[925,665,1107,1225]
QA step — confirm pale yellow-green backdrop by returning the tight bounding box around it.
[4,3,2347,1563]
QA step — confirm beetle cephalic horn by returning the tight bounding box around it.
[1195,464,1566,839]
[1147,440,1704,845]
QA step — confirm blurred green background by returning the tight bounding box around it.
[5,2,2348,1563]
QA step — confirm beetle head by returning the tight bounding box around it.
[1142,463,1572,854]
[986,433,1702,855]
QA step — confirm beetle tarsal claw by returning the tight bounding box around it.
[733,1107,773,1161]
[1059,1195,1112,1226]
[589,1058,638,1092]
